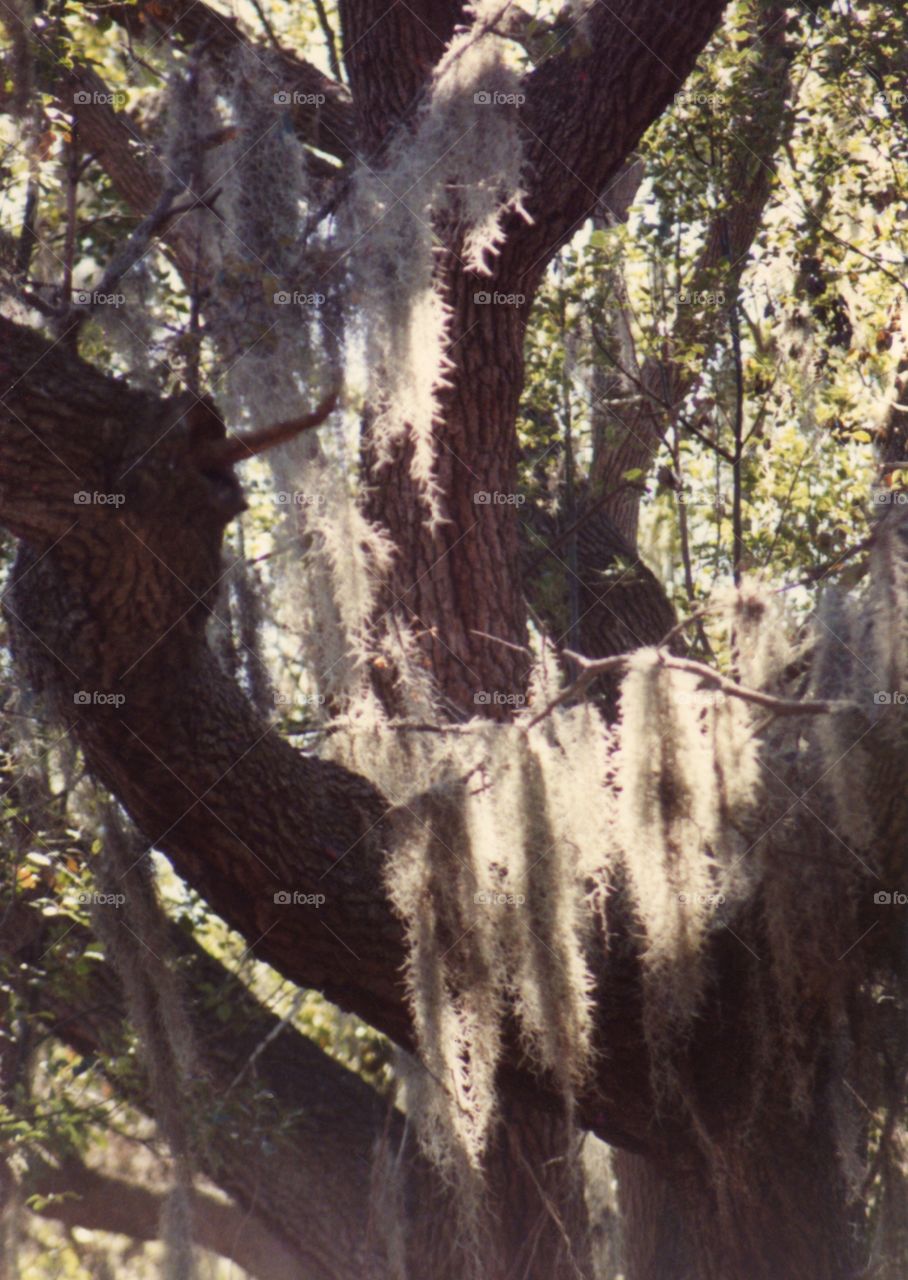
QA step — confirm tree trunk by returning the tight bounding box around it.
[363,275,533,713]
[619,1115,862,1280]
[481,1097,594,1280]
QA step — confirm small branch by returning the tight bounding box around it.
[248,0,282,52]
[777,534,874,593]
[73,186,220,319]
[658,604,712,652]
[726,245,745,583]
[559,279,581,648]
[590,331,737,464]
[526,646,851,730]
[468,629,535,657]
[62,115,80,317]
[15,174,40,280]
[761,442,812,571]
[655,653,845,714]
[312,0,343,82]
[665,363,709,649]
[204,389,340,467]
[225,989,305,1095]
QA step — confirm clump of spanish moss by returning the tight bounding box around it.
[147,31,908,1271]
[353,705,605,1263]
[613,645,760,1088]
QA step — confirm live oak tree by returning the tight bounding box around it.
[1,1,908,1278]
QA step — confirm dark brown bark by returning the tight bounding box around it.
[0,318,668,1280]
[76,0,356,161]
[618,1104,862,1280]
[0,318,405,1032]
[4,5,891,1277]
[363,285,534,712]
[2,306,893,1278]
[339,0,464,153]
[0,313,666,1151]
[354,0,733,712]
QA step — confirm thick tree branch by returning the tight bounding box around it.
[2,896,397,1278]
[0,314,663,1153]
[29,1158,301,1280]
[338,0,465,152]
[506,0,732,290]
[80,0,356,160]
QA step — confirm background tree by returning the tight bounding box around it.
[1,0,907,1277]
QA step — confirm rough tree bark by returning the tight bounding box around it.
[0,289,886,1280]
[3,1,899,1277]
[349,0,734,710]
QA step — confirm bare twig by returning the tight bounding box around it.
[62,116,80,315]
[658,604,712,651]
[525,646,851,730]
[776,534,874,593]
[248,0,282,51]
[725,230,746,582]
[468,629,535,657]
[93,186,220,302]
[589,331,737,464]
